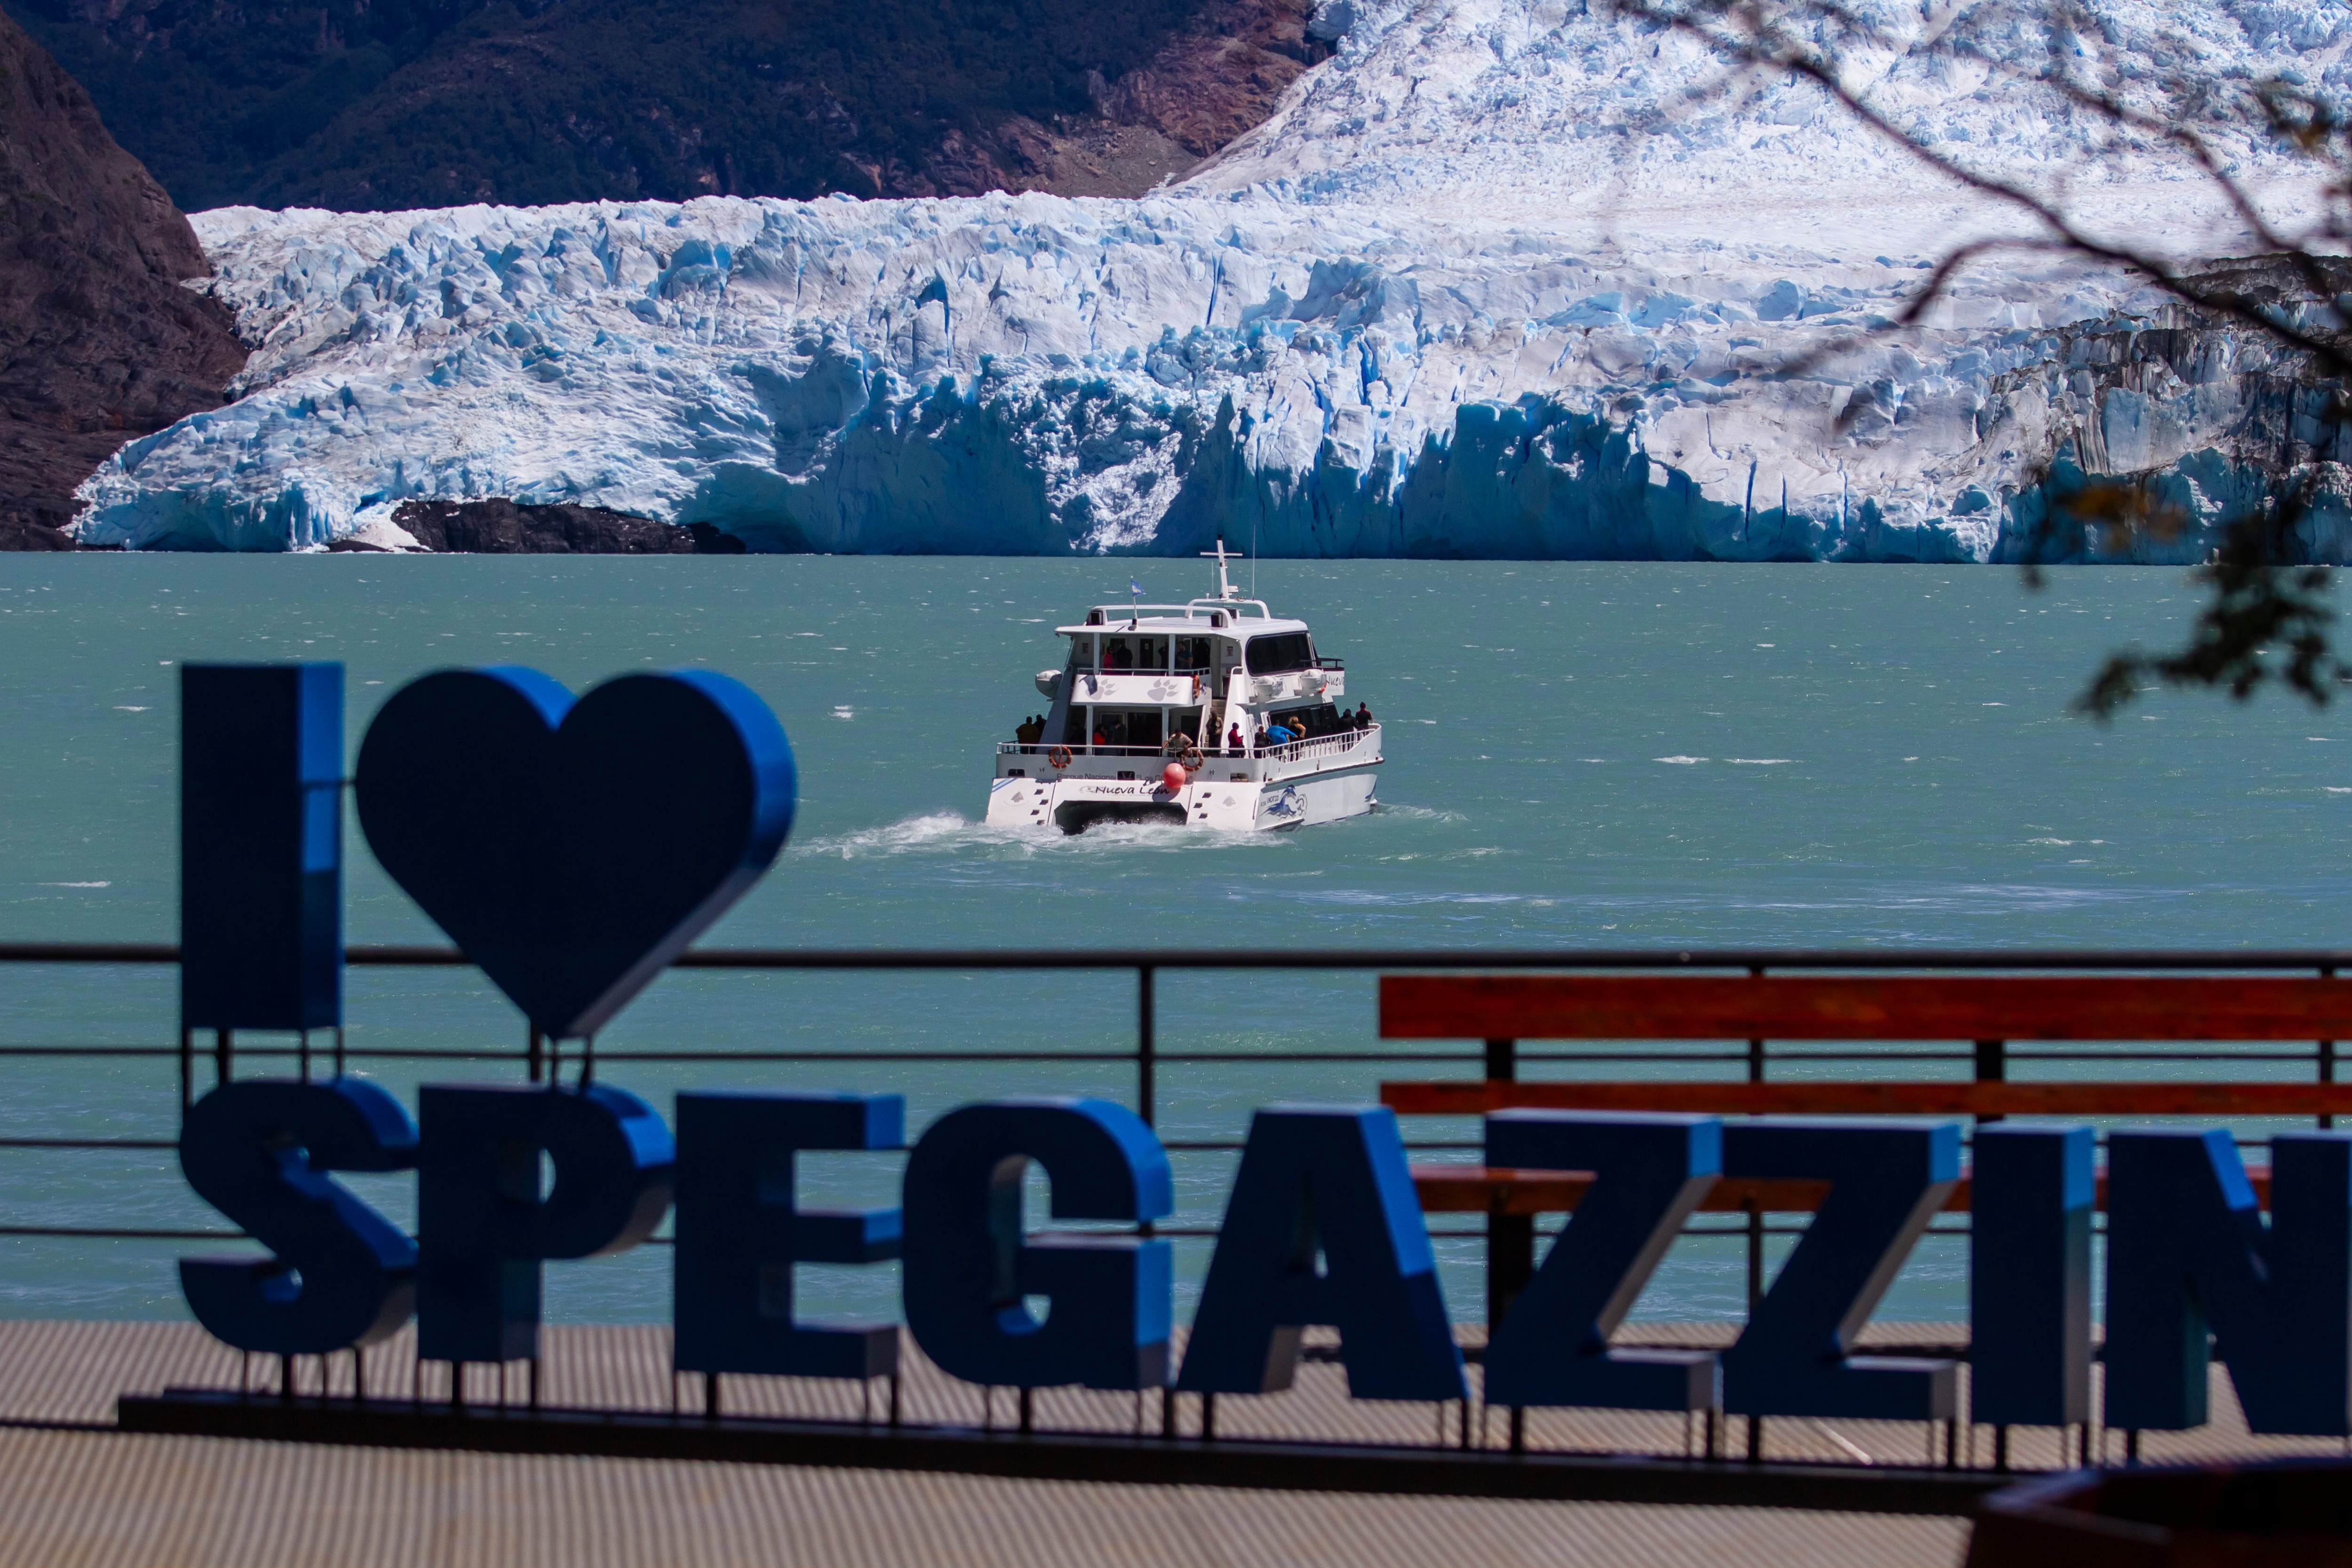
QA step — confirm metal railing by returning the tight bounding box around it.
[2,942,2347,1249]
[20,941,2352,1500]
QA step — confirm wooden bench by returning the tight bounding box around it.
[1381,973,2352,1323]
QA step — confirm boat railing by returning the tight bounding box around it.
[1244,657,1344,676]
[1263,722,1379,765]
[996,742,1259,761]
[995,732,1375,764]
[1071,664,1219,678]
[1081,602,1261,625]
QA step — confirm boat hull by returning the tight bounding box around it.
[985,762,1379,834]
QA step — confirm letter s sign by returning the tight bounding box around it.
[179,1079,419,1355]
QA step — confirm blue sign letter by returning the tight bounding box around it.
[674,1090,904,1379]
[1720,1119,1961,1421]
[901,1098,1172,1390]
[181,663,343,1032]
[1482,1111,1721,1411]
[417,1084,675,1364]
[179,1078,416,1354]
[1178,1105,1464,1401]
[1970,1124,2093,1429]
[2106,1129,2352,1435]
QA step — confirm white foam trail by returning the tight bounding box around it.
[791,810,1294,860]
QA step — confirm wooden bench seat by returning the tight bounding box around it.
[1384,1081,2352,1117]
[1405,1165,2272,1215]
[1379,971,2343,1322]
[1378,973,2352,1043]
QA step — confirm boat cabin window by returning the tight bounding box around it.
[1084,708,1164,750]
[1172,636,1212,671]
[1099,637,1173,671]
[1246,632,1316,675]
[1263,703,1344,741]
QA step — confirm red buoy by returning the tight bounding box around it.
[1161,762,1187,793]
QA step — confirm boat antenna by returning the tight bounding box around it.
[1200,536,1241,601]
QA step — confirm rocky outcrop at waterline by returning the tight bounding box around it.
[0,12,245,551]
[356,500,746,554]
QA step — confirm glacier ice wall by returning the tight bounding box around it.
[71,0,2352,557]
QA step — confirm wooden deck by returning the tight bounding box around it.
[2,1318,2333,1568]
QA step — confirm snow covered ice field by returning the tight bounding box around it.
[70,0,2352,558]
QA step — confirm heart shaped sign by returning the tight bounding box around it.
[355,668,795,1039]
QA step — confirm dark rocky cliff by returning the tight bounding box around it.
[7,0,1329,211]
[0,10,244,549]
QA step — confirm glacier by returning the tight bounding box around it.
[70,0,2352,558]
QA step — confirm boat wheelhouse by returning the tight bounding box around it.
[987,546,1382,833]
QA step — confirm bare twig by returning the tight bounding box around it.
[1618,0,2352,376]
[1606,0,2352,711]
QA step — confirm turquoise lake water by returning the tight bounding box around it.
[2,554,2347,1329]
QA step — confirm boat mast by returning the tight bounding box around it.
[1201,537,1242,602]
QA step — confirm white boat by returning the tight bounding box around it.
[986,544,1383,833]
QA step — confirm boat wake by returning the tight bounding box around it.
[791,810,1292,860]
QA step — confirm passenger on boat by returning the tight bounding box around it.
[1104,639,1132,671]
[1253,722,1270,753]
[1015,715,1044,745]
[1354,702,1373,727]
[1226,722,1244,755]
[1092,719,1110,747]
[1267,719,1297,746]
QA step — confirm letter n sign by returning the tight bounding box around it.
[2106,1130,2352,1436]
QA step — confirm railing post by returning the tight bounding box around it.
[1136,965,1155,1128]
[1744,965,1765,1461]
[2321,965,2336,1131]
[1482,1035,1529,1329]
[1746,966,1766,1084]
[1484,1037,1516,1081]
[1488,1195,1534,1331]
[1974,1038,2006,1125]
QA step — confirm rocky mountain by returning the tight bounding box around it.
[2,0,1327,211]
[0,10,244,549]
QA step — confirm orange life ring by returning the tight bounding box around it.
[1047,745,1073,770]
